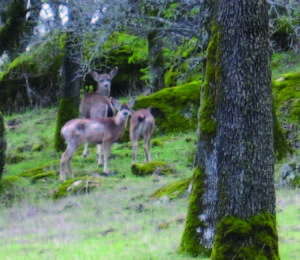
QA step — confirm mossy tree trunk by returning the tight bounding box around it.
[54,29,80,152]
[179,0,279,259]
[0,112,6,181]
[147,30,165,93]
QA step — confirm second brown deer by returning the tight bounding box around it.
[80,67,118,161]
[129,98,155,163]
[60,102,133,181]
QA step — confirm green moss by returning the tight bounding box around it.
[199,23,221,138]
[151,139,164,148]
[133,81,200,134]
[0,111,6,180]
[31,143,44,152]
[211,212,279,260]
[5,154,24,164]
[150,177,192,200]
[19,166,44,177]
[178,167,210,257]
[273,101,293,161]
[131,161,174,176]
[51,176,100,199]
[30,172,57,183]
[54,97,79,152]
[291,175,300,187]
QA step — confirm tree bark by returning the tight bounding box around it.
[54,29,80,152]
[179,0,279,259]
[147,30,165,93]
[0,111,6,181]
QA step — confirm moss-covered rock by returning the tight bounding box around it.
[31,143,44,152]
[54,97,79,152]
[151,139,164,148]
[132,81,200,134]
[211,212,279,260]
[19,166,44,177]
[150,177,192,200]
[51,176,100,199]
[0,111,6,180]
[30,171,57,183]
[131,161,174,176]
[5,154,24,164]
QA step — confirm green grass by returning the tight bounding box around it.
[2,56,300,258]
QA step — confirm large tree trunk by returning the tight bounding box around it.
[0,112,6,181]
[179,0,279,259]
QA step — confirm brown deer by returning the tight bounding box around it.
[60,102,133,181]
[80,67,118,160]
[129,98,155,163]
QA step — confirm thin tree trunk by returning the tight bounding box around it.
[54,30,80,152]
[147,30,165,93]
[0,112,6,181]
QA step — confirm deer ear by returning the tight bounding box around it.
[109,67,118,79]
[129,96,137,108]
[90,70,100,81]
[110,97,120,110]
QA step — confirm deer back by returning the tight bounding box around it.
[130,109,155,139]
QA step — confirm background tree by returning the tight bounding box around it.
[0,111,6,181]
[179,0,289,258]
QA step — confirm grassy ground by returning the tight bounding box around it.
[1,53,300,259]
[0,106,299,260]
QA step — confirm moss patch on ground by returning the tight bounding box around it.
[51,176,101,199]
[131,161,175,176]
[150,177,192,200]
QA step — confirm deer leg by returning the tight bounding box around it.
[67,156,74,179]
[103,141,112,174]
[144,135,151,162]
[97,144,103,166]
[60,143,77,181]
[132,138,138,164]
[82,143,89,158]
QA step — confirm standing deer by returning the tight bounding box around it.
[80,67,118,160]
[129,98,155,163]
[60,102,133,181]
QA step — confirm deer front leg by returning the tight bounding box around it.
[82,143,89,158]
[61,143,77,181]
[103,141,112,174]
[97,144,103,166]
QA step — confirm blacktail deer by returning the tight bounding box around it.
[129,98,155,163]
[60,102,133,181]
[80,67,118,160]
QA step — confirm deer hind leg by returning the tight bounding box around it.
[60,143,78,181]
[144,134,151,162]
[82,143,89,158]
[132,136,138,164]
[97,144,103,166]
[103,141,112,174]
